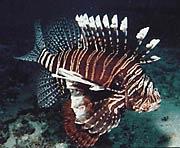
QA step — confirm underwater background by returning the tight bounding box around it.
[0,0,179,147]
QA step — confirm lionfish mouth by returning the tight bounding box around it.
[132,88,161,113]
[133,99,161,113]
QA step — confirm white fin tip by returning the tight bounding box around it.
[120,17,128,33]
[95,15,103,29]
[146,39,160,49]
[150,55,161,61]
[83,13,89,25]
[110,14,118,28]
[89,16,96,28]
[102,14,110,28]
[75,14,80,21]
[136,27,149,40]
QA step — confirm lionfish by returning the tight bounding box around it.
[16,14,161,147]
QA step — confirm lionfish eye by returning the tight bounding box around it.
[111,74,124,90]
[115,82,120,86]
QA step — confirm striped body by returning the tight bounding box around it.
[38,48,139,89]
[38,47,160,113]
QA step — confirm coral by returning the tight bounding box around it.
[12,119,35,137]
[1,113,69,148]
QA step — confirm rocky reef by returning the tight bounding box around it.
[1,113,69,148]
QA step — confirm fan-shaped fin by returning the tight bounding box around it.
[42,18,83,53]
[37,68,69,108]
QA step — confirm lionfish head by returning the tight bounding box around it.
[126,75,161,113]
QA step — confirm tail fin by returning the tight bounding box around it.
[15,21,46,62]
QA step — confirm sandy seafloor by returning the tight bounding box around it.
[0,40,179,148]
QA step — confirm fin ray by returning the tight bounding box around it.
[76,14,160,64]
[42,18,82,53]
[37,68,69,108]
